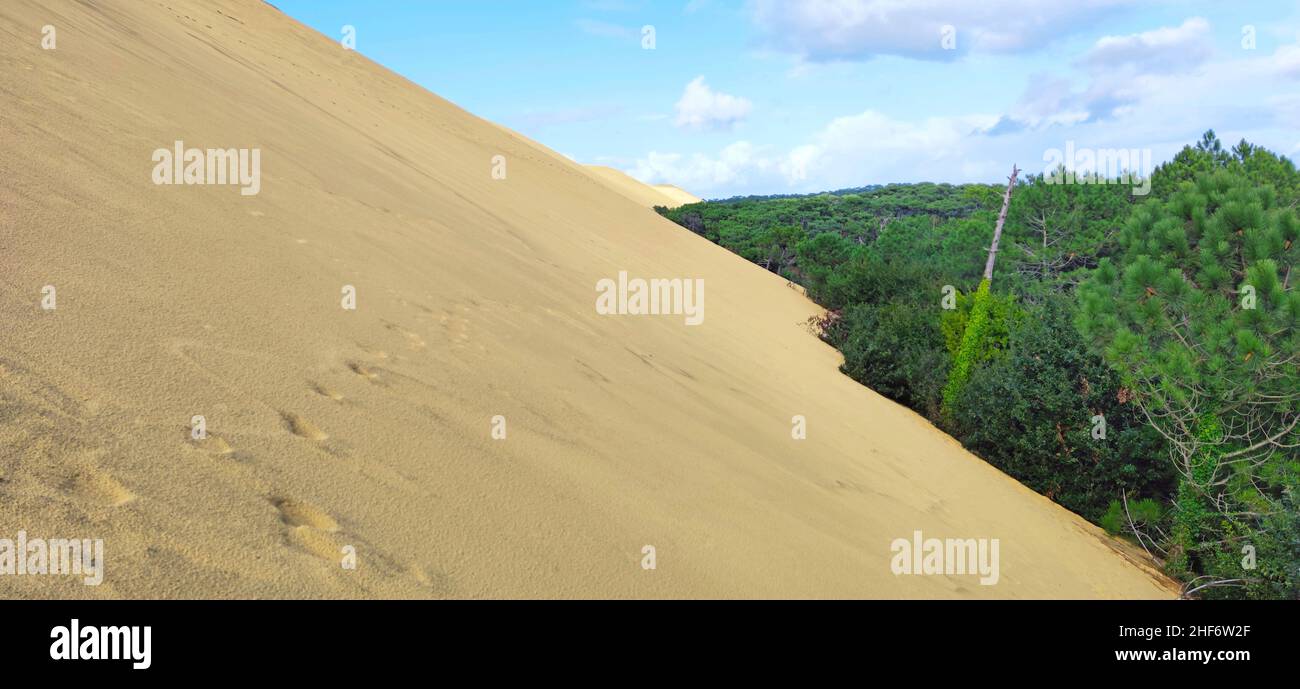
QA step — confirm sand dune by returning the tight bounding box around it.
[651,184,702,207]
[583,165,698,209]
[0,0,1176,598]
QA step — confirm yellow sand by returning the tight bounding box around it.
[0,0,1177,599]
[651,184,703,207]
[584,165,698,209]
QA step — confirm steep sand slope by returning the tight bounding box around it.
[652,184,702,206]
[0,0,1176,598]
[583,165,694,209]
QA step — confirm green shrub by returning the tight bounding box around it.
[949,296,1172,522]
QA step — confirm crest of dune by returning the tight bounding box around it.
[651,184,702,207]
[0,0,1177,598]
[582,165,699,209]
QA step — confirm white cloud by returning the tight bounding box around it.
[629,21,1300,197]
[992,18,1216,130]
[631,110,999,195]
[997,74,1091,131]
[791,110,999,184]
[673,77,753,130]
[1267,93,1300,125]
[1080,17,1212,74]
[1274,43,1300,79]
[630,141,775,190]
[750,0,1131,61]
[783,145,820,183]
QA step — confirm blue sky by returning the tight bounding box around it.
[274,1,1300,199]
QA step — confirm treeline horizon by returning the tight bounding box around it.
[659,131,1299,599]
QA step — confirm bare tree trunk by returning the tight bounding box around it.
[983,164,1020,283]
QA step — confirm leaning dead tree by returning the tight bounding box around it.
[982,164,1020,283]
[941,163,1020,413]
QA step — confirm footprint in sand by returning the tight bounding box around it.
[190,431,236,457]
[407,564,451,592]
[281,412,329,441]
[272,497,344,561]
[384,322,427,351]
[66,469,136,507]
[310,382,345,402]
[272,497,339,531]
[347,361,381,382]
[438,309,471,346]
[289,527,345,561]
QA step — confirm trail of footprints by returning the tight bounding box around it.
[0,363,139,513]
[14,297,451,590]
[176,305,446,588]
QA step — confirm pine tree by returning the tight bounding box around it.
[1151,130,1300,203]
[1077,168,1300,597]
[1004,168,1134,290]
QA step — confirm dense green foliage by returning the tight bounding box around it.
[942,279,997,414]
[660,131,1298,598]
[662,182,999,284]
[951,295,1173,521]
[1151,130,1300,204]
[1078,147,1300,598]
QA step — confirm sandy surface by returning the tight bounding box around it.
[651,184,702,207]
[583,165,697,209]
[0,0,1177,598]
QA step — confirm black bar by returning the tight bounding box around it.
[0,600,1288,677]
